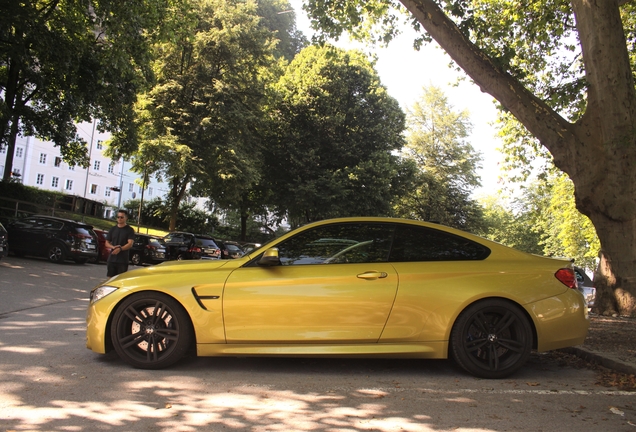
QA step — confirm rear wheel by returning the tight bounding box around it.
[450,299,532,379]
[111,292,193,369]
[47,244,66,263]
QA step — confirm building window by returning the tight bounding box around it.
[105,209,112,219]
[15,147,24,158]
[93,160,100,171]
[39,153,47,164]
[68,165,75,171]
[90,184,98,194]
[51,177,59,188]
[108,162,114,174]
[105,188,111,197]
[54,156,62,167]
[96,140,103,150]
[65,179,73,191]
[148,187,153,196]
[138,185,143,193]
[0,146,5,154]
[36,174,44,185]
[129,183,134,192]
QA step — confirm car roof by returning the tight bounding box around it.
[28,215,94,228]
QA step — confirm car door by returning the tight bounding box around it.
[223,222,398,343]
[9,217,43,253]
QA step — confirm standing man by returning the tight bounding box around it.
[105,209,136,277]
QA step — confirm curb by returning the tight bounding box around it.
[561,346,636,376]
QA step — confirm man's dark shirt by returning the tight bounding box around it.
[107,224,136,264]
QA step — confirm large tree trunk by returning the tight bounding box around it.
[168,175,190,232]
[400,0,636,315]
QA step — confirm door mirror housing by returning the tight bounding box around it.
[259,248,281,266]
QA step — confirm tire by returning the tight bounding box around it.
[450,299,533,379]
[111,292,193,369]
[131,252,142,266]
[47,243,66,263]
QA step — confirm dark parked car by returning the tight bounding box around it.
[6,215,98,264]
[130,234,169,266]
[194,235,221,259]
[162,231,201,260]
[0,222,8,260]
[90,228,111,264]
[224,241,245,259]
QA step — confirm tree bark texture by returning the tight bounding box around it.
[399,0,636,315]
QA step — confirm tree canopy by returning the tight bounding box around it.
[263,44,414,226]
[128,0,279,231]
[396,85,483,231]
[0,0,172,181]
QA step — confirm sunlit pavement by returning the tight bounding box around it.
[1,256,636,431]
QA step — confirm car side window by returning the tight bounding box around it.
[276,223,394,265]
[389,225,491,262]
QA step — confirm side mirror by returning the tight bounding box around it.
[259,248,281,266]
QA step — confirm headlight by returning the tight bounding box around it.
[90,285,118,304]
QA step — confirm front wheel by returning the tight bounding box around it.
[131,252,142,266]
[47,244,66,263]
[450,299,533,379]
[111,292,193,369]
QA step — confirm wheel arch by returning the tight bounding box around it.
[103,289,197,353]
[447,296,538,359]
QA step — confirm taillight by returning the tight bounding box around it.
[555,268,577,288]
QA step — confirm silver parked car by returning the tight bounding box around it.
[574,266,596,307]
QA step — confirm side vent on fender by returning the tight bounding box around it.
[191,287,220,310]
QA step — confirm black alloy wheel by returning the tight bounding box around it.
[111,292,193,369]
[450,299,533,379]
[47,243,66,263]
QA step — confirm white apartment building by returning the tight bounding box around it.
[0,121,171,219]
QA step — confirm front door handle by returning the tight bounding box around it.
[357,271,388,280]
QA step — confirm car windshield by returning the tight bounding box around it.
[74,227,94,236]
[149,238,165,247]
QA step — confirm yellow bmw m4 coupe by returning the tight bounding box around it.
[86,217,589,378]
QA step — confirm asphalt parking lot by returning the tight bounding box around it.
[1,255,635,431]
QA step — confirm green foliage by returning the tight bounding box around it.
[479,174,600,269]
[533,174,600,269]
[257,0,309,61]
[264,44,413,224]
[395,85,484,232]
[126,0,280,230]
[0,0,175,180]
[477,195,544,255]
[124,197,218,234]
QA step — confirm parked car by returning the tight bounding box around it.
[240,242,262,254]
[90,228,111,264]
[7,215,98,264]
[213,239,229,259]
[194,235,221,259]
[224,241,245,259]
[574,266,596,307]
[0,222,8,260]
[130,234,169,266]
[87,217,590,379]
[162,231,201,260]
